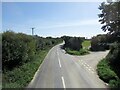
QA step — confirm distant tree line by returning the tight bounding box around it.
[2,31,62,71]
[61,36,85,51]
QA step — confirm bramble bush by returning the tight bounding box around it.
[106,42,120,66]
[2,31,62,88]
[2,31,62,71]
[2,31,36,70]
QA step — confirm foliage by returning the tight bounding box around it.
[2,31,62,88]
[2,31,36,70]
[34,35,61,51]
[82,40,91,49]
[98,2,120,42]
[61,36,90,55]
[97,58,120,88]
[65,48,89,56]
[62,36,84,51]
[97,1,120,88]
[109,79,120,88]
[3,49,49,88]
[90,34,111,51]
[106,42,120,78]
[0,33,1,89]
[106,42,120,65]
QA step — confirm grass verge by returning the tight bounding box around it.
[82,40,91,49]
[2,47,51,88]
[97,58,120,88]
[65,48,89,56]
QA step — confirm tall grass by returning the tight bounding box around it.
[3,48,50,88]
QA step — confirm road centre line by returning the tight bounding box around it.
[57,48,65,88]
[58,57,61,68]
[57,50,61,68]
[61,76,66,88]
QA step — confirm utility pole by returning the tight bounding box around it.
[31,27,35,36]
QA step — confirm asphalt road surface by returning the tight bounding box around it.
[28,43,109,88]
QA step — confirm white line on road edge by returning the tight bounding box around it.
[61,76,66,88]
[58,57,62,68]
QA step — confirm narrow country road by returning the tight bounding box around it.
[28,43,109,88]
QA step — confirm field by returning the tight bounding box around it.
[82,40,91,49]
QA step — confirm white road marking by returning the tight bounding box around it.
[88,68,91,71]
[58,57,61,68]
[61,76,66,88]
[78,59,96,74]
[105,83,109,86]
[57,50,61,68]
[89,67,92,69]
[91,71,95,73]
[87,64,90,67]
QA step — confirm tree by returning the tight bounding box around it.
[61,36,83,51]
[99,1,120,80]
[91,34,110,51]
[98,1,120,42]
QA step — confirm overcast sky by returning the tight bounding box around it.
[2,2,107,38]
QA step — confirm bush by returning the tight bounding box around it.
[105,42,120,85]
[97,58,120,87]
[2,31,36,70]
[90,34,111,51]
[2,31,62,88]
[79,49,89,55]
[62,36,83,51]
[2,31,62,71]
[2,49,49,88]
[106,42,120,66]
[97,59,118,83]
[109,79,120,88]
[65,48,89,55]
[98,67,117,83]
